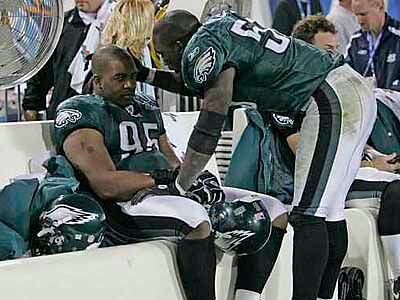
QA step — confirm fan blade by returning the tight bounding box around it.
[0,24,22,79]
[0,0,20,12]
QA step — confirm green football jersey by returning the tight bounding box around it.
[181,12,344,115]
[53,93,170,170]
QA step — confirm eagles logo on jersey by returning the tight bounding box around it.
[194,47,216,83]
[271,113,294,128]
[55,109,82,128]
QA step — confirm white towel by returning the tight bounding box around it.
[68,0,115,93]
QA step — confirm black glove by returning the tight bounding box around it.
[149,169,178,185]
[186,171,225,205]
[128,50,150,82]
[131,185,170,205]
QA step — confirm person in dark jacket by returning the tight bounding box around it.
[22,0,113,120]
[346,0,400,91]
[272,0,323,35]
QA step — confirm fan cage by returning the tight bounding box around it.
[0,0,64,90]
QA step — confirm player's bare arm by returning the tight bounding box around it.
[158,133,181,169]
[177,67,235,190]
[147,69,196,96]
[63,128,155,201]
[286,132,300,154]
[361,153,400,172]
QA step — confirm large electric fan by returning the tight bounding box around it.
[0,0,64,90]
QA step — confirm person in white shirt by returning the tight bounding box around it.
[327,0,360,54]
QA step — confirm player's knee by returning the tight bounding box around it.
[381,180,400,212]
[378,180,400,235]
[272,212,288,230]
[186,221,211,240]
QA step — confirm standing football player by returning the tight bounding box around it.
[135,10,376,300]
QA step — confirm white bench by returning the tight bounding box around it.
[0,112,228,300]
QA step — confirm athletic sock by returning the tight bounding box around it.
[235,226,286,294]
[176,235,216,300]
[318,220,348,299]
[381,234,400,278]
[290,214,329,300]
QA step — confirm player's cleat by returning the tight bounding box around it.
[393,276,400,300]
[338,267,349,300]
[338,267,365,300]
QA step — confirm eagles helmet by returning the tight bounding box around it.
[32,193,106,256]
[208,195,272,256]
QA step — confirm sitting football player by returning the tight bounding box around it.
[50,45,288,300]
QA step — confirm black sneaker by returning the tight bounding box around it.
[339,267,364,300]
[338,268,350,300]
[393,277,400,300]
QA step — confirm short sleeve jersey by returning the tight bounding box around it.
[53,93,166,167]
[181,12,344,115]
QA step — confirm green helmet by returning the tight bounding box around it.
[208,195,272,256]
[32,193,106,256]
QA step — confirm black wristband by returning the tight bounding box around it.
[188,110,226,155]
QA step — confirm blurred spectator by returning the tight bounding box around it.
[200,0,252,23]
[272,0,323,35]
[368,88,400,154]
[22,0,114,120]
[292,15,338,51]
[346,0,400,91]
[327,0,360,54]
[101,0,155,98]
[293,14,400,155]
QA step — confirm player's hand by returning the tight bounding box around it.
[371,154,400,173]
[129,52,150,82]
[149,169,179,185]
[24,110,38,121]
[186,170,225,205]
[131,185,170,205]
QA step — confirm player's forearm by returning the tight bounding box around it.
[159,135,181,169]
[176,68,235,190]
[148,69,197,96]
[89,170,155,202]
[177,148,213,190]
[177,111,227,190]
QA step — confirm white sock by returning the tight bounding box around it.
[234,289,261,300]
[317,298,331,300]
[381,234,400,278]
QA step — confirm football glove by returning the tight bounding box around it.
[149,168,178,185]
[131,185,170,205]
[187,170,225,205]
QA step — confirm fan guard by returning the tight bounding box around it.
[0,0,63,89]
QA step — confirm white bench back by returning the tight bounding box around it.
[0,112,219,189]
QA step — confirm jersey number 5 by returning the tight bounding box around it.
[230,19,290,54]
